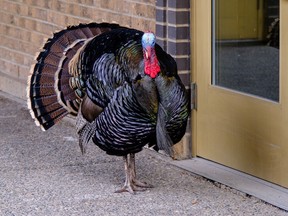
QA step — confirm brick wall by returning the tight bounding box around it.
[156,0,191,87]
[156,0,191,159]
[0,0,156,99]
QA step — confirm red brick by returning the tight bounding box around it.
[0,57,20,79]
[28,7,48,20]
[1,12,14,25]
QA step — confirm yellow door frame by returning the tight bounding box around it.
[191,0,288,188]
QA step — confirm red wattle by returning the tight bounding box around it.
[144,49,161,78]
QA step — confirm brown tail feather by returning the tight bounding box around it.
[27,22,121,130]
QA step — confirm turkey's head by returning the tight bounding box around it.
[141,32,161,78]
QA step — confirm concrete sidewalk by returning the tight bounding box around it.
[0,92,287,216]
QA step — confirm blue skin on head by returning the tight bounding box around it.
[141,32,156,48]
[141,32,156,60]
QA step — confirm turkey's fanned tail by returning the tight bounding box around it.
[27,23,121,131]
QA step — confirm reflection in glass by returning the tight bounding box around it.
[212,0,279,101]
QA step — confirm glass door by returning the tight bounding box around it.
[212,0,279,101]
[192,0,288,188]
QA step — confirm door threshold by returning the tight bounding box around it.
[171,158,288,211]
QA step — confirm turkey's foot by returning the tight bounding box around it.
[115,153,153,194]
[115,177,153,194]
[114,181,148,194]
[133,179,153,188]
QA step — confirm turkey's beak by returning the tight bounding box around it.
[144,47,151,59]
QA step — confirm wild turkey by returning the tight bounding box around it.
[27,22,189,194]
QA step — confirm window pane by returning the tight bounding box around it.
[212,0,279,101]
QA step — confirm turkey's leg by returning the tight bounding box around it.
[129,153,153,188]
[114,154,135,194]
[115,153,153,194]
